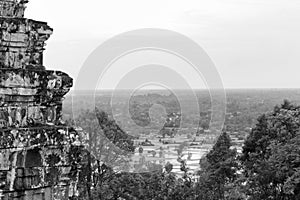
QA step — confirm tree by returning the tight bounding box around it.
[75,109,137,199]
[196,132,238,200]
[268,135,300,198]
[241,100,300,199]
[95,108,135,153]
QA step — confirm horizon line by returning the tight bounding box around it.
[70,88,300,91]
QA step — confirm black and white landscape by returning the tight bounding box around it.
[0,0,300,200]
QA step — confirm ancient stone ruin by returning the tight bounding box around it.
[0,1,82,199]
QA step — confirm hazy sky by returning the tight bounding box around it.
[25,0,300,89]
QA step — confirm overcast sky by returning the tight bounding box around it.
[25,0,300,89]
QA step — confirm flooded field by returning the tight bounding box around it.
[132,134,215,175]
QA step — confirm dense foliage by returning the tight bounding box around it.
[241,100,300,199]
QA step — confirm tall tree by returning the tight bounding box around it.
[196,132,237,200]
[241,100,300,199]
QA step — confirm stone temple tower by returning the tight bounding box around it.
[0,1,83,199]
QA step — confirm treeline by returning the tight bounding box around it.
[73,100,300,200]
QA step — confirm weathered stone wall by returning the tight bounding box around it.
[0,18,53,69]
[0,0,27,18]
[0,1,82,200]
